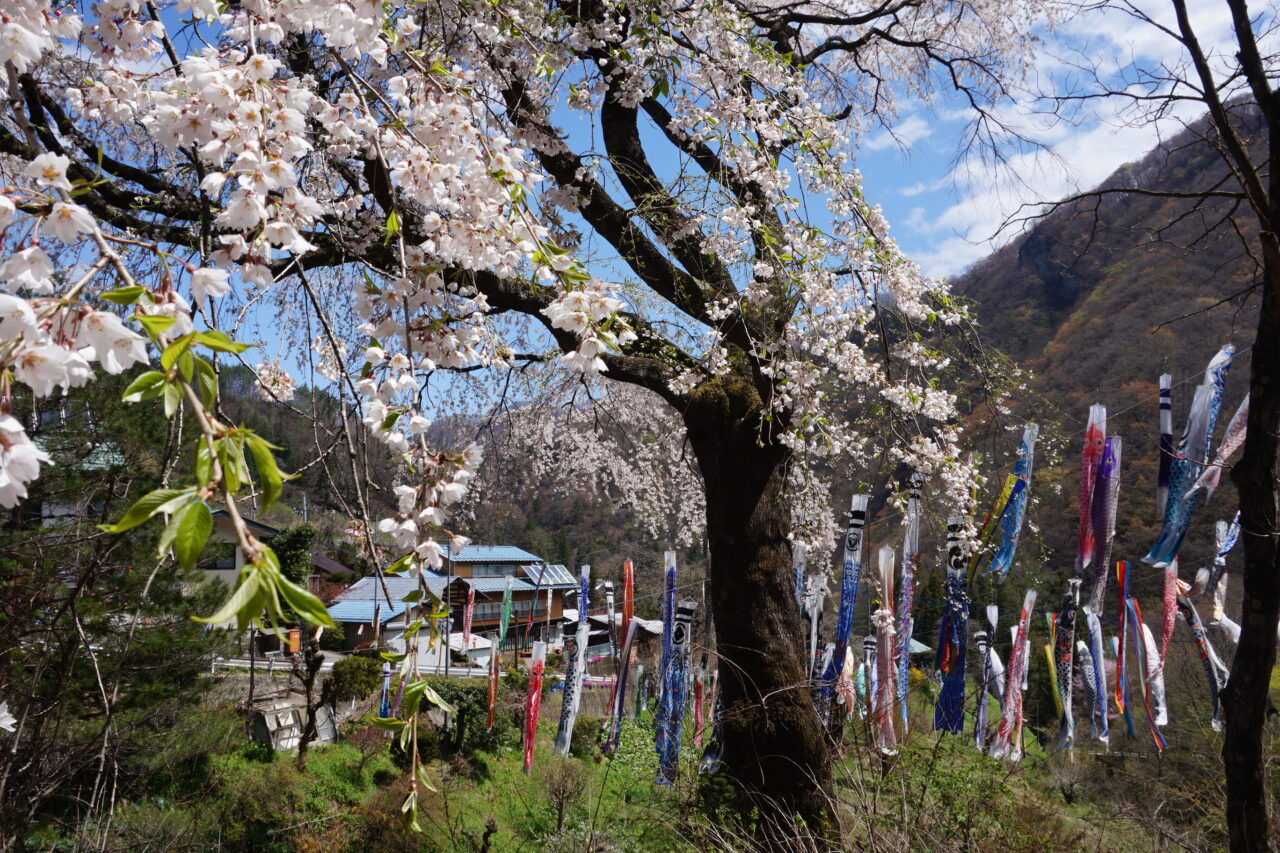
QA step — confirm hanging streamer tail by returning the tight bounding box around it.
[1054,580,1082,751]
[657,600,697,785]
[1115,561,1128,715]
[1088,437,1122,613]
[821,495,869,713]
[693,668,705,747]
[873,545,898,754]
[1085,610,1110,746]
[857,636,875,717]
[1189,393,1248,499]
[1045,644,1063,716]
[487,635,499,731]
[1076,640,1099,739]
[622,559,635,642]
[1157,373,1173,516]
[970,476,1023,576]
[990,589,1036,761]
[990,424,1039,577]
[1126,599,1168,751]
[1110,634,1136,738]
[1147,346,1234,566]
[1177,595,1225,732]
[897,477,923,733]
[1160,559,1179,670]
[655,552,678,760]
[554,565,591,757]
[792,542,807,616]
[1076,404,1108,574]
[604,620,639,755]
[698,673,725,775]
[524,642,546,774]
[935,519,969,734]
[1141,618,1170,728]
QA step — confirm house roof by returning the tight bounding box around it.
[311,554,354,575]
[211,509,280,539]
[327,600,406,624]
[335,573,450,603]
[462,577,537,594]
[523,563,578,589]
[447,545,543,564]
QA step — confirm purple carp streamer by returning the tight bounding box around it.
[990,424,1039,577]
[1054,580,1082,751]
[1087,437,1122,614]
[1190,394,1248,498]
[1077,404,1107,574]
[1157,373,1173,516]
[656,600,696,785]
[1146,345,1234,566]
[873,545,898,755]
[1085,611,1110,746]
[820,495,869,709]
[655,554,677,761]
[897,478,922,731]
[990,589,1037,761]
[934,519,969,734]
[1177,595,1228,731]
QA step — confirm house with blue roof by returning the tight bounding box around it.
[325,545,580,659]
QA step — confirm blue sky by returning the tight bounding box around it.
[851,0,1250,280]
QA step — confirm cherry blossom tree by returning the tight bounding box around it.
[0,0,1042,839]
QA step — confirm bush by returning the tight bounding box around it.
[568,715,602,760]
[424,676,521,758]
[327,654,382,703]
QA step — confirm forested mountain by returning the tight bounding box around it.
[950,109,1262,609]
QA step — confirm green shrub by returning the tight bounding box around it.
[424,676,521,758]
[569,715,601,759]
[327,654,382,703]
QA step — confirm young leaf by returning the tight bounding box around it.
[196,329,253,354]
[99,487,193,534]
[244,434,287,510]
[121,371,167,403]
[197,569,265,629]
[171,500,214,571]
[100,286,145,305]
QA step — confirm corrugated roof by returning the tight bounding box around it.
[523,564,577,588]
[448,545,543,563]
[327,600,406,624]
[335,573,450,603]
[461,577,536,594]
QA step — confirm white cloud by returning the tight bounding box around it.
[865,114,934,152]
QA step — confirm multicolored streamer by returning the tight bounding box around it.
[990,588,1036,761]
[873,545,898,754]
[1126,598,1167,751]
[897,478,922,731]
[1190,393,1248,498]
[1053,579,1082,751]
[1157,373,1173,516]
[657,600,696,784]
[1087,436,1121,613]
[934,518,969,734]
[1146,345,1234,566]
[1176,594,1227,731]
[1084,610,1109,746]
[989,425,1038,577]
[523,641,546,774]
[974,605,1004,750]
[1077,404,1107,574]
[603,620,639,755]
[820,494,868,709]
[553,564,591,757]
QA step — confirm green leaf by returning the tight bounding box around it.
[386,554,414,575]
[368,716,407,733]
[195,442,213,486]
[384,210,400,244]
[197,569,265,629]
[121,371,166,403]
[172,500,213,571]
[274,568,336,628]
[99,487,192,534]
[132,313,176,338]
[244,433,287,510]
[160,333,195,371]
[100,286,145,305]
[163,381,182,418]
[196,329,252,354]
[193,356,217,409]
[380,652,408,663]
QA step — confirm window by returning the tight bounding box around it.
[469,563,518,577]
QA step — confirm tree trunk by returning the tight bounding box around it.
[684,374,834,847]
[1224,243,1280,852]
